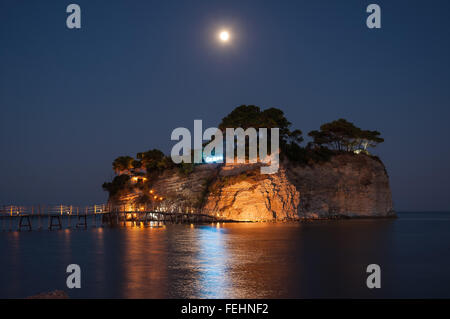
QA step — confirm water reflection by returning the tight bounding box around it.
[194,224,230,298]
[1,214,450,298]
[122,227,168,298]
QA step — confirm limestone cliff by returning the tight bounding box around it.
[112,154,395,221]
[285,154,394,219]
[203,165,300,221]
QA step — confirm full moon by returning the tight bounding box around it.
[219,30,230,42]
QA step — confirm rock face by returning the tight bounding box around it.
[286,154,395,219]
[113,154,395,221]
[203,165,300,221]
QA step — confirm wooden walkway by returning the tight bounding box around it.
[0,205,222,232]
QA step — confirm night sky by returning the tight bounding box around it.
[1,0,449,211]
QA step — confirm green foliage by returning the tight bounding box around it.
[106,149,175,196]
[137,149,164,169]
[178,162,194,176]
[283,142,333,165]
[219,105,262,129]
[156,156,175,171]
[136,149,175,174]
[132,160,142,169]
[102,174,131,196]
[112,156,135,173]
[218,105,303,146]
[308,118,384,153]
[215,106,386,165]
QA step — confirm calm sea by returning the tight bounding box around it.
[0,212,449,298]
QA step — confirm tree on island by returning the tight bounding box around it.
[217,106,384,163]
[111,149,174,179]
[218,105,303,147]
[137,149,173,172]
[112,156,135,174]
[308,118,384,154]
[102,174,131,196]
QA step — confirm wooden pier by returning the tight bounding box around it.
[0,205,222,232]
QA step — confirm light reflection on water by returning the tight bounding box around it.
[193,224,229,298]
[1,213,450,298]
[121,226,169,298]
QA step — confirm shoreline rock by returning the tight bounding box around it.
[26,290,69,299]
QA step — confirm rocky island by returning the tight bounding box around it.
[103,105,395,221]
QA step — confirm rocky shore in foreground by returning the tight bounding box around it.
[26,290,69,299]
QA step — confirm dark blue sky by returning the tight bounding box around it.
[1,0,449,211]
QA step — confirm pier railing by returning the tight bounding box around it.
[0,205,108,217]
[0,204,222,231]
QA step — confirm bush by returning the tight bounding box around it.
[178,162,194,176]
[282,143,333,165]
[102,175,131,196]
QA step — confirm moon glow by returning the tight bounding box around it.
[219,30,230,42]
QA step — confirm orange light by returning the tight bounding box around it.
[154,195,157,199]
[159,197,163,201]
[150,190,154,194]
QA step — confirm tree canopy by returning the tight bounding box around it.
[112,156,135,173]
[102,174,131,196]
[137,149,165,170]
[308,118,384,153]
[111,149,174,176]
[218,105,303,146]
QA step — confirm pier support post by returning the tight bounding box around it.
[49,215,62,230]
[76,215,87,229]
[19,215,32,231]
